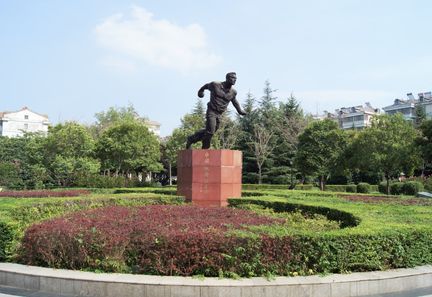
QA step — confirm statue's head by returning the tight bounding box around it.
[225,72,237,85]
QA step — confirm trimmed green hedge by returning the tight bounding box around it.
[357,183,371,193]
[228,198,360,228]
[242,184,292,190]
[228,198,432,274]
[294,184,319,191]
[378,181,424,196]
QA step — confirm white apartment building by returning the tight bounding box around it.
[336,103,381,130]
[382,97,417,121]
[0,107,50,137]
[383,92,432,121]
[417,92,432,119]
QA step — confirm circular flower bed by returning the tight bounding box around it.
[19,205,293,277]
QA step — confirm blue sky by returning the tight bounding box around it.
[1,0,432,136]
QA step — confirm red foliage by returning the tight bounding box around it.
[19,205,293,276]
[343,195,432,206]
[0,189,90,198]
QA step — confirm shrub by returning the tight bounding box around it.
[294,184,318,191]
[390,182,404,195]
[17,199,432,277]
[0,222,14,261]
[242,184,290,190]
[370,185,379,193]
[425,177,432,192]
[18,205,286,276]
[0,162,24,190]
[324,185,348,192]
[75,174,139,188]
[356,183,370,194]
[378,182,387,194]
[0,189,90,198]
[346,185,357,193]
[402,181,424,196]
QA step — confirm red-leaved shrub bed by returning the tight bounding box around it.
[0,190,90,198]
[19,205,293,277]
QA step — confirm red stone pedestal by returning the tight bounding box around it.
[177,149,242,207]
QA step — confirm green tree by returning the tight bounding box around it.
[90,104,146,138]
[44,122,100,186]
[416,119,432,176]
[248,123,274,184]
[96,121,162,177]
[0,162,22,189]
[0,134,47,189]
[270,95,308,185]
[349,114,421,194]
[160,133,183,185]
[295,119,348,190]
[235,92,259,183]
[415,105,427,127]
[246,82,279,183]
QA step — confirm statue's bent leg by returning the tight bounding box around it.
[202,113,218,149]
[186,129,206,149]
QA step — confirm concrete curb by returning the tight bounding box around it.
[0,263,431,297]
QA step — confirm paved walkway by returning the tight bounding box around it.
[0,286,79,297]
[365,286,432,297]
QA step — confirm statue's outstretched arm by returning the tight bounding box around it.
[197,83,210,98]
[232,97,246,115]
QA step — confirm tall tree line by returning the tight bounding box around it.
[1,82,431,189]
[0,105,161,188]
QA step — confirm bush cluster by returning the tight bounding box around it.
[378,181,424,195]
[425,177,432,192]
[0,195,184,261]
[0,189,90,198]
[346,185,357,193]
[19,205,291,276]
[356,183,371,193]
[75,174,140,188]
[293,184,319,191]
[324,184,372,193]
[243,184,291,190]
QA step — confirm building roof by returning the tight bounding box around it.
[146,120,161,127]
[336,102,380,116]
[0,107,49,119]
[382,98,417,111]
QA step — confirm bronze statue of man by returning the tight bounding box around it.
[186,72,246,149]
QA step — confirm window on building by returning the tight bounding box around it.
[24,123,28,130]
[24,115,29,120]
[354,115,364,121]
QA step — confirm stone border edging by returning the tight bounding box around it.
[0,263,431,297]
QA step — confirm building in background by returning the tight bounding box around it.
[335,102,381,130]
[383,92,432,121]
[145,119,161,136]
[417,92,432,119]
[382,93,418,121]
[0,107,50,137]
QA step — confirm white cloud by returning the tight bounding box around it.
[94,6,222,73]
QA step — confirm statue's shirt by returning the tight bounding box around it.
[207,81,237,115]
